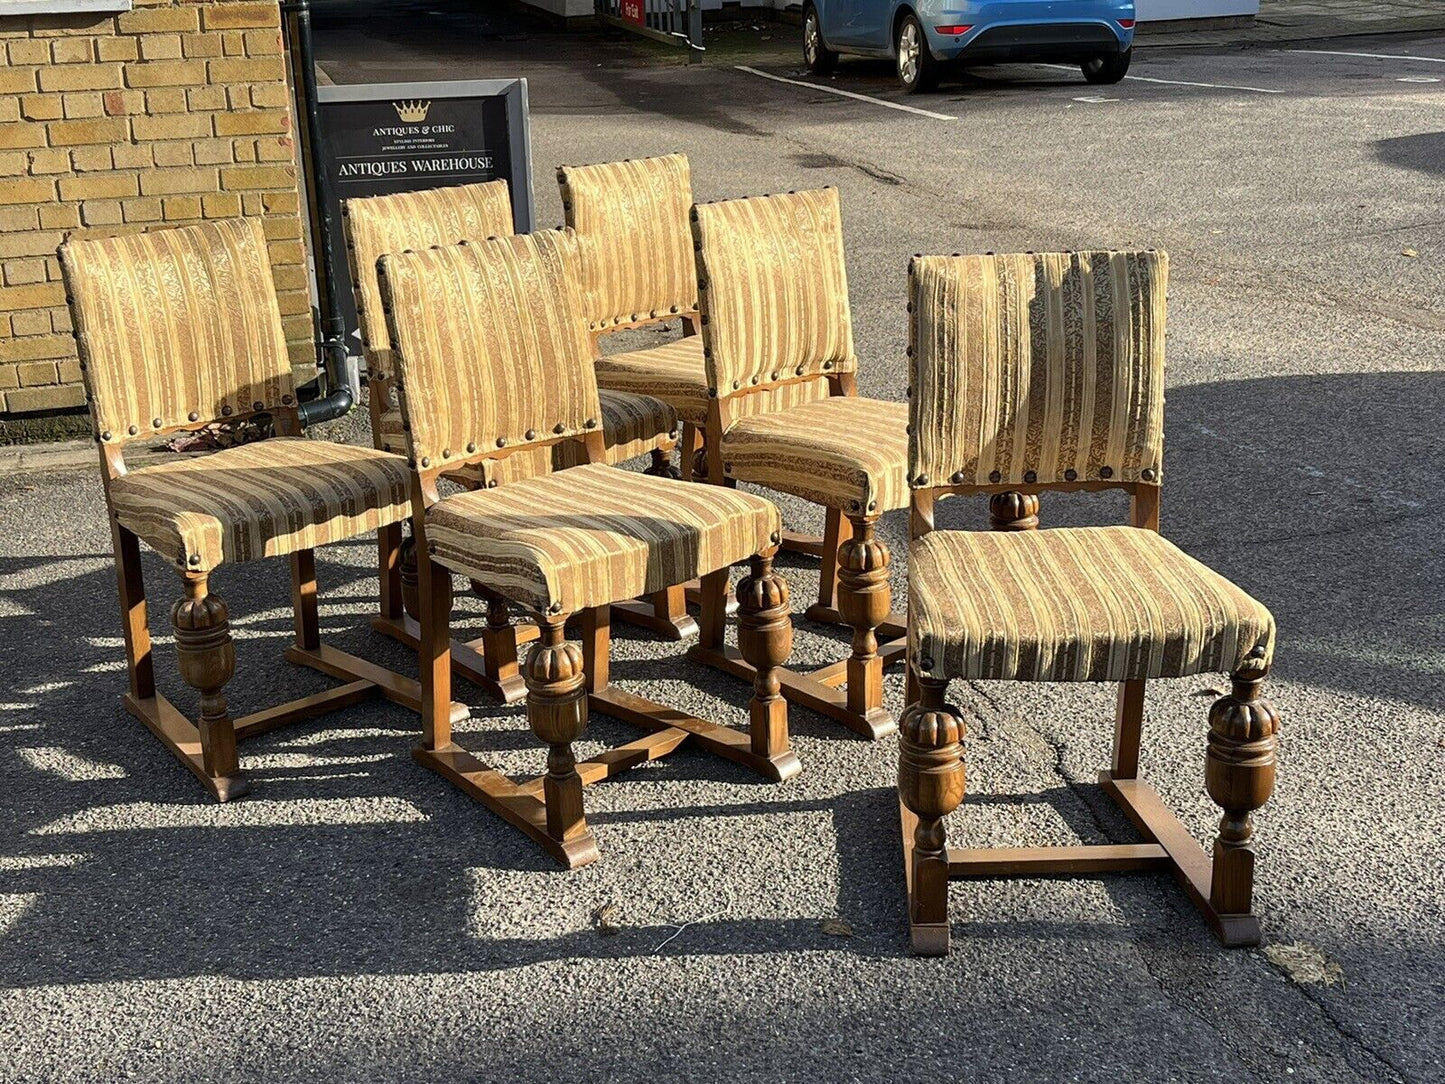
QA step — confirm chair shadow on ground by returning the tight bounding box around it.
[0,370,1440,990]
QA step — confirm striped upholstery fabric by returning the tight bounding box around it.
[558,154,697,330]
[719,396,910,515]
[908,250,1168,488]
[909,526,1275,682]
[59,218,293,444]
[378,231,602,472]
[108,438,411,572]
[343,180,515,383]
[425,463,780,614]
[692,188,856,399]
[376,388,676,470]
[594,337,830,425]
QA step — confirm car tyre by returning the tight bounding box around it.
[896,13,939,94]
[803,5,839,75]
[1082,47,1131,84]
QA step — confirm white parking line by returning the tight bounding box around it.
[734,65,957,121]
[1291,49,1445,64]
[1039,63,1281,94]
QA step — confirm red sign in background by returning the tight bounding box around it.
[620,0,645,27]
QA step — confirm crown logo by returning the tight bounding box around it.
[393,99,431,123]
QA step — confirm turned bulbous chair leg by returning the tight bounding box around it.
[899,672,966,955]
[735,553,800,779]
[171,572,243,800]
[524,614,596,865]
[645,445,682,479]
[837,514,895,737]
[989,491,1039,531]
[1206,652,1281,921]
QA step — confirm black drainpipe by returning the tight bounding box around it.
[282,0,354,427]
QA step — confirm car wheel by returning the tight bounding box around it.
[1082,47,1132,84]
[896,13,939,93]
[803,5,838,75]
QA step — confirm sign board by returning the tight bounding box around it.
[314,78,533,359]
[620,0,645,27]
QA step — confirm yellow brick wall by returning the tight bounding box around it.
[0,0,311,416]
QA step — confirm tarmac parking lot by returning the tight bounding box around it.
[0,5,1441,1082]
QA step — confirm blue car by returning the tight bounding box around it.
[803,0,1136,94]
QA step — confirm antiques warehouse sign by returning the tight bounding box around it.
[315,78,534,357]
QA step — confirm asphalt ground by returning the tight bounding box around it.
[1,8,1441,1082]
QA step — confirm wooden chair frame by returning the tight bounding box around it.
[407,426,800,868]
[97,406,466,802]
[898,478,1280,955]
[687,368,908,740]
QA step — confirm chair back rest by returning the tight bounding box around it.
[557,154,697,331]
[343,180,515,382]
[377,229,602,473]
[59,218,294,446]
[691,187,856,403]
[907,249,1168,489]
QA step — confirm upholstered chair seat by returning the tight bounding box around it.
[108,438,411,574]
[592,337,710,424]
[717,396,911,518]
[425,461,779,619]
[909,525,1275,685]
[376,387,677,473]
[594,337,832,428]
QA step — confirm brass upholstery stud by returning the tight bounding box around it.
[127,425,137,436]
[989,470,1002,483]
[1100,466,1114,479]
[103,431,113,441]
[188,411,199,422]
[553,423,565,434]
[951,470,965,485]
[253,401,264,411]
[152,417,162,428]
[585,418,597,428]
[1024,471,1037,484]
[421,457,430,467]
[1065,469,1078,481]
[442,448,451,458]
[525,429,537,441]
[916,474,929,486]
[188,554,201,566]
[221,406,232,417]
[496,437,507,448]
[466,442,476,454]
[1142,467,1157,481]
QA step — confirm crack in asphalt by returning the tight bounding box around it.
[1002,707,1410,1081]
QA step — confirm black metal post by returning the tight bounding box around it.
[281,0,354,427]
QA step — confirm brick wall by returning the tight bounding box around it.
[0,0,311,418]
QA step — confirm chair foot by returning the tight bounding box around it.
[412,742,602,869]
[687,643,898,740]
[371,613,530,704]
[612,588,700,642]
